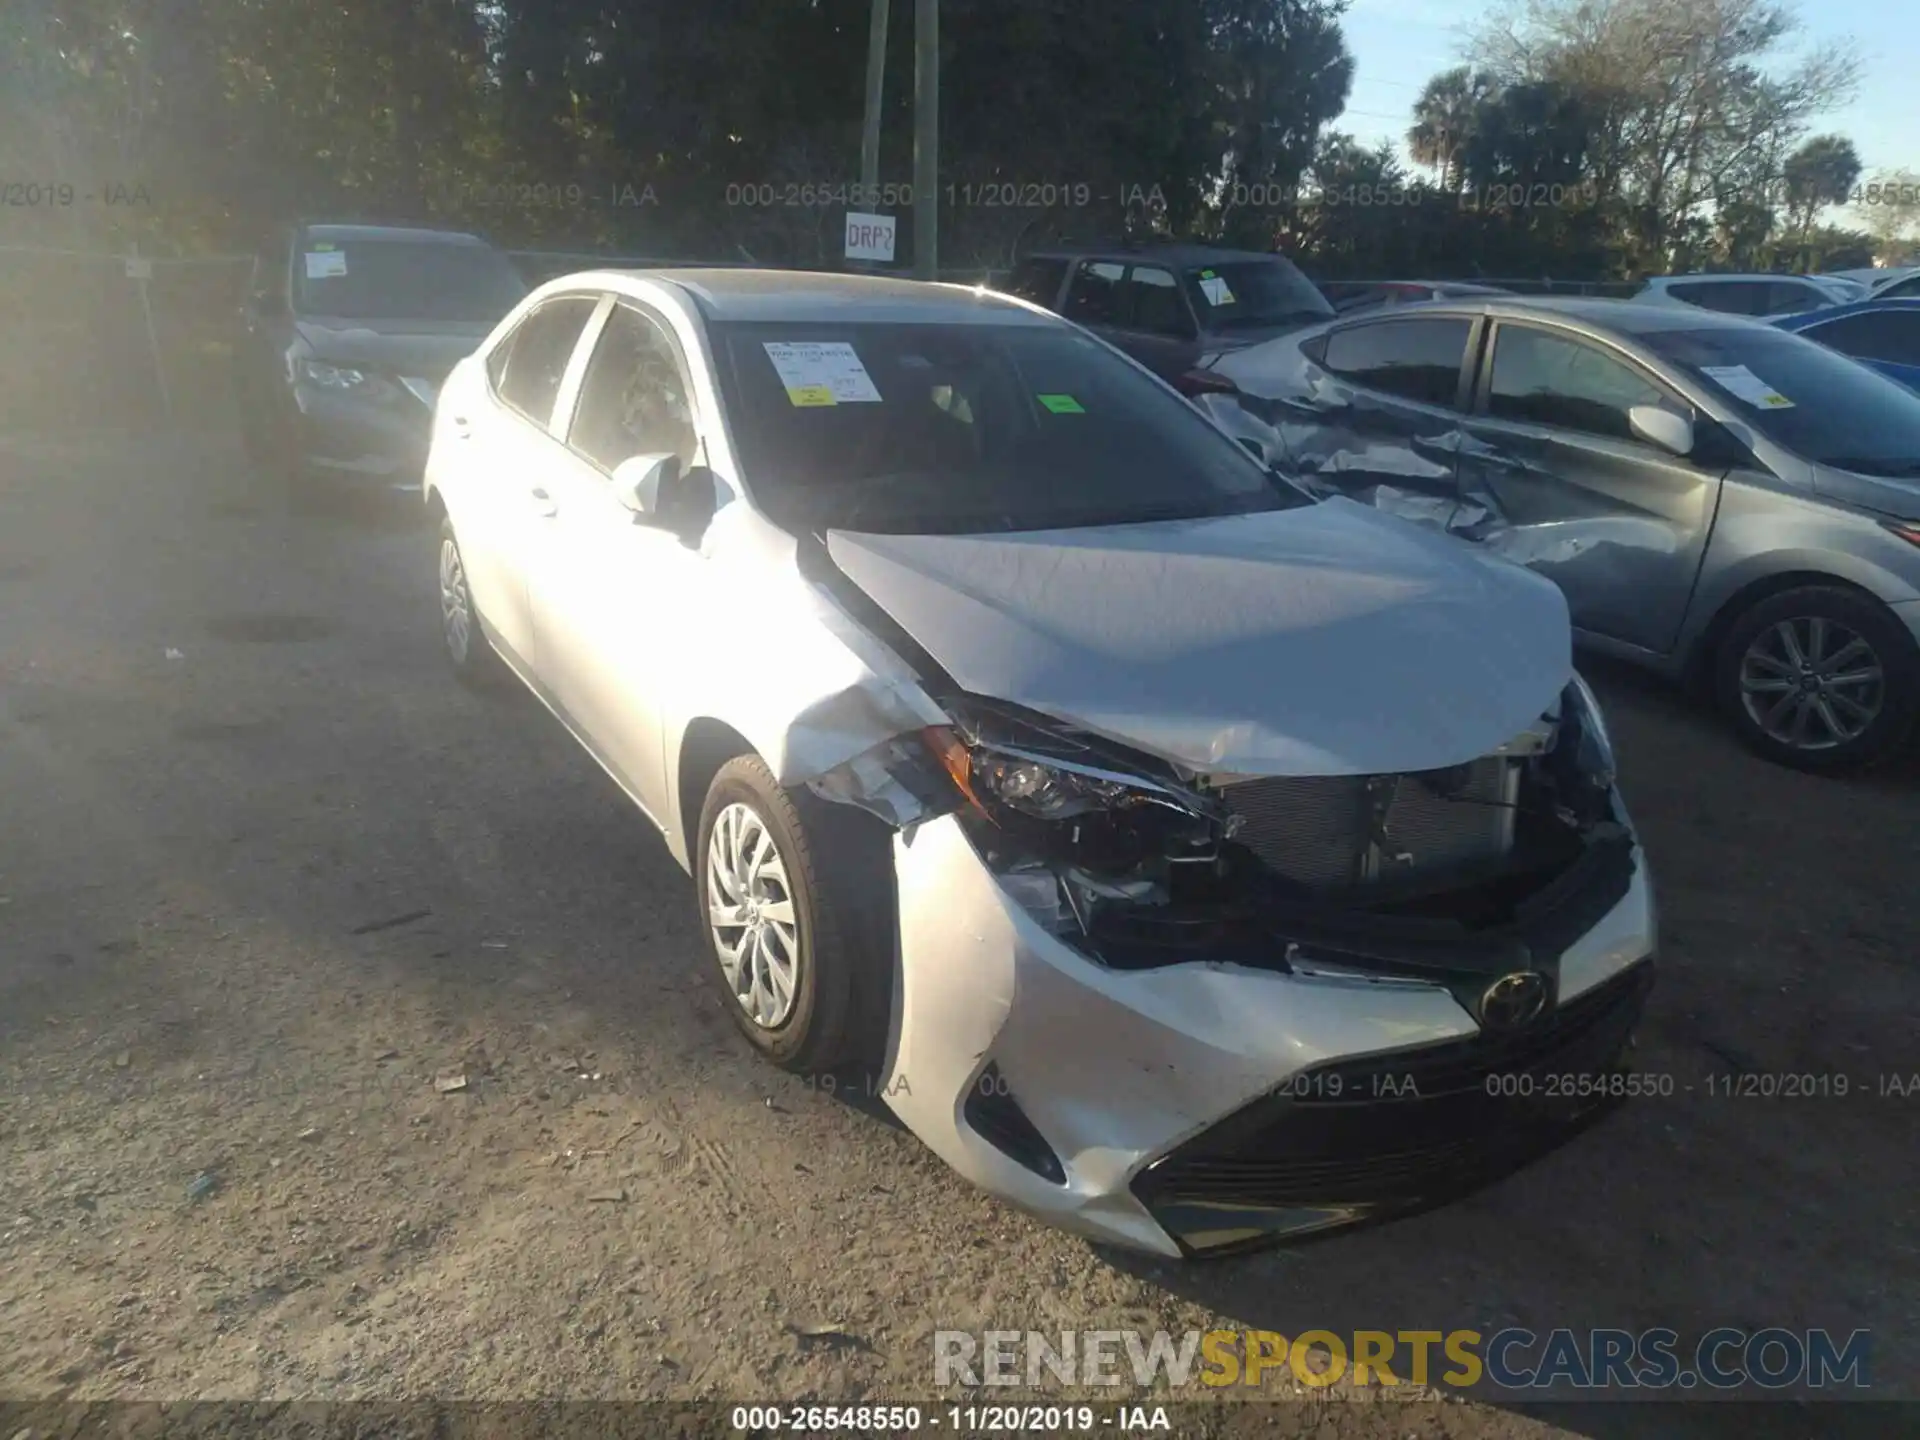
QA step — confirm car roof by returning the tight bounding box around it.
[300,222,492,246]
[1372,294,1767,334]
[1023,243,1288,269]
[1367,280,1509,292]
[583,267,1055,326]
[1644,272,1826,285]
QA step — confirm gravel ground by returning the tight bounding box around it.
[1,436,1915,1437]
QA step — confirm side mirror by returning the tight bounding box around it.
[1628,405,1694,458]
[611,453,716,544]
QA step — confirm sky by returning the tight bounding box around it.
[1336,0,1917,184]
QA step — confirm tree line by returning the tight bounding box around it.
[2,0,1915,279]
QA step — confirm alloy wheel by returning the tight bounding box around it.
[705,802,801,1028]
[1738,615,1884,752]
[439,536,472,664]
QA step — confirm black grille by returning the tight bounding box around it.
[1132,962,1652,1248]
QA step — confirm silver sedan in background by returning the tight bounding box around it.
[423,269,1656,1258]
[1194,297,1920,773]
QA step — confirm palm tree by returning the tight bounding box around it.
[1407,66,1489,192]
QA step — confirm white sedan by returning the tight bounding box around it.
[423,268,1657,1257]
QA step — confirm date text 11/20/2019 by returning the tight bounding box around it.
[729,1404,1171,1432]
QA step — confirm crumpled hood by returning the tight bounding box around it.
[825,499,1571,777]
[295,316,492,382]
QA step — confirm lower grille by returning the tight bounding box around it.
[1221,757,1517,891]
[1132,962,1653,1251]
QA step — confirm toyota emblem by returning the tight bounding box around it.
[1480,971,1548,1030]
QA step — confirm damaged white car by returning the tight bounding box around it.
[424,269,1657,1258]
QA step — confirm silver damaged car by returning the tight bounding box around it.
[424,269,1657,1258]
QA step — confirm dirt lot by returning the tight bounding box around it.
[1,436,1915,1437]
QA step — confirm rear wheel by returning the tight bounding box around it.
[694,756,890,1074]
[438,518,505,688]
[1714,584,1920,773]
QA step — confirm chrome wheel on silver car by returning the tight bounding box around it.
[1716,584,1920,774]
[705,801,801,1028]
[1737,615,1883,751]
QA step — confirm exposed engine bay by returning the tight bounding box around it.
[809,674,1629,985]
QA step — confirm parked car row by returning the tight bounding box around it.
[224,225,1916,1261]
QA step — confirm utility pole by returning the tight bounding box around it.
[912,0,939,280]
[858,0,889,199]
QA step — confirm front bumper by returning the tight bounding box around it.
[289,382,433,488]
[879,805,1656,1259]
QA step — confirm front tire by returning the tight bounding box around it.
[1714,584,1920,774]
[694,756,887,1073]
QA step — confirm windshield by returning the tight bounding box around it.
[711,320,1313,535]
[1183,260,1334,332]
[292,238,528,323]
[1640,325,1920,478]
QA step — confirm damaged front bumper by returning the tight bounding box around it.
[820,685,1656,1259]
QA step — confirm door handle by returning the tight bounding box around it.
[530,486,558,517]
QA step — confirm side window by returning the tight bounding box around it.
[1123,266,1192,337]
[1875,275,1920,299]
[566,303,699,472]
[1004,257,1069,309]
[1488,326,1668,441]
[1320,318,1471,407]
[1804,311,1920,365]
[490,296,597,430]
[1763,281,1825,316]
[1062,260,1127,326]
[1669,281,1765,314]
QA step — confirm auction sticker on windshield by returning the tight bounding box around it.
[305,250,348,279]
[1199,273,1236,306]
[763,341,883,406]
[1701,363,1794,409]
[1038,393,1086,414]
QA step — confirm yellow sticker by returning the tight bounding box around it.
[788,385,837,407]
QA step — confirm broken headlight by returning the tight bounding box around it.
[924,704,1228,876]
[1564,672,1617,788]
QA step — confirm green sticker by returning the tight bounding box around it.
[313,242,336,251]
[1200,269,1216,278]
[1037,394,1085,414]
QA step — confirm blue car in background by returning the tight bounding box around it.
[1772,298,1920,391]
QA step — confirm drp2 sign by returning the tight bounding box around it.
[844,212,897,263]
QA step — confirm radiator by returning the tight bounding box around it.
[1220,756,1519,891]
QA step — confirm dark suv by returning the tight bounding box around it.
[1001,243,1333,392]
[235,222,528,505]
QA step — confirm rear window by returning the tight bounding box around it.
[709,320,1311,535]
[1667,281,1770,315]
[1319,317,1472,408]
